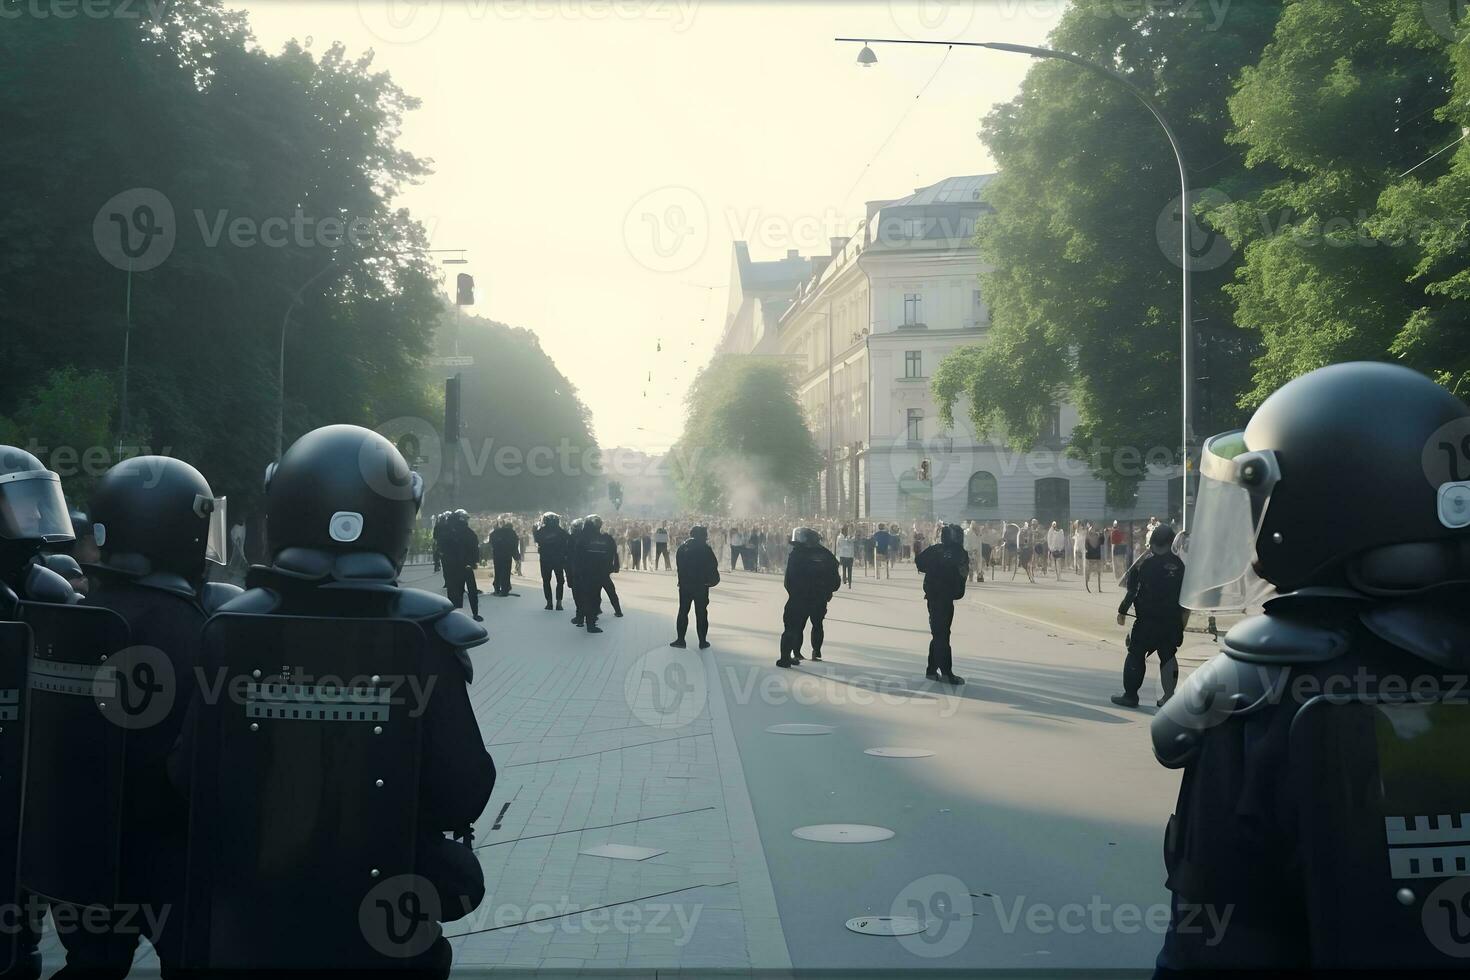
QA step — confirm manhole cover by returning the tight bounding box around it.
[792,824,894,843]
[578,844,666,861]
[864,747,935,758]
[846,915,928,937]
[766,724,834,735]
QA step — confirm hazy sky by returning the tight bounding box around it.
[237,0,1063,451]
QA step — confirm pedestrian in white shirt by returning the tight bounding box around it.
[835,524,855,589]
[1046,521,1066,581]
[964,521,981,583]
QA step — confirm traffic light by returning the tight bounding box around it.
[918,459,931,482]
[444,374,462,441]
[608,480,624,511]
[455,273,475,306]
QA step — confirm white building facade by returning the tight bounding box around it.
[777,174,1175,527]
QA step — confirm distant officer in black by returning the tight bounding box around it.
[915,523,967,685]
[778,527,840,668]
[440,510,482,622]
[533,512,569,610]
[566,517,585,625]
[670,525,720,649]
[0,447,75,980]
[1110,524,1185,709]
[179,424,495,977]
[487,514,520,597]
[54,456,239,977]
[1151,363,1470,971]
[431,511,448,578]
[570,514,617,633]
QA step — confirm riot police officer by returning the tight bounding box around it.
[915,524,968,685]
[778,527,840,668]
[50,456,237,977]
[1153,363,1470,970]
[440,510,482,622]
[487,515,520,597]
[566,517,585,625]
[570,514,618,633]
[533,512,569,610]
[1110,524,1185,709]
[671,525,720,649]
[178,424,495,975]
[0,447,74,980]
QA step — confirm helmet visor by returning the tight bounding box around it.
[198,494,229,566]
[0,471,73,543]
[1180,431,1278,611]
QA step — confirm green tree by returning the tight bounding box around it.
[1208,0,1468,401]
[0,368,118,503]
[0,3,440,513]
[932,0,1280,496]
[429,309,599,513]
[671,357,820,514]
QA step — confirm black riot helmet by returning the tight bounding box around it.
[0,446,72,550]
[1149,524,1176,553]
[569,517,585,535]
[939,523,964,547]
[584,514,603,534]
[690,525,708,543]
[264,424,423,570]
[452,509,468,523]
[541,512,561,528]
[91,456,225,582]
[790,526,820,546]
[1183,362,1470,608]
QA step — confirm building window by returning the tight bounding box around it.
[904,217,924,238]
[903,293,922,326]
[904,350,922,378]
[1045,404,1063,441]
[967,471,998,508]
[907,409,923,443]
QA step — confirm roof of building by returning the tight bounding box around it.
[733,242,814,292]
[889,173,995,208]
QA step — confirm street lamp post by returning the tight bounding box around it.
[275,257,339,459]
[837,37,1197,530]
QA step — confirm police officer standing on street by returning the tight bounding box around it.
[1153,363,1470,971]
[777,527,840,668]
[51,456,239,977]
[0,447,75,980]
[533,512,569,611]
[487,514,520,597]
[670,525,719,649]
[915,523,967,685]
[440,510,483,622]
[181,424,495,976]
[1110,524,1185,708]
[570,514,617,633]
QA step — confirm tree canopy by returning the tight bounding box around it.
[932,0,1281,495]
[671,357,820,514]
[0,1,440,509]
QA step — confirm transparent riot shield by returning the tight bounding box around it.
[1291,697,1470,968]
[0,621,31,974]
[182,614,428,971]
[17,602,131,908]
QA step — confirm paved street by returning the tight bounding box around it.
[396,554,1223,974]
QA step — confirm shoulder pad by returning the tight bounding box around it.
[136,571,198,599]
[392,588,489,652]
[216,587,282,615]
[1221,609,1352,665]
[1362,591,1470,671]
[200,582,245,614]
[1152,652,1291,769]
[24,563,79,605]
